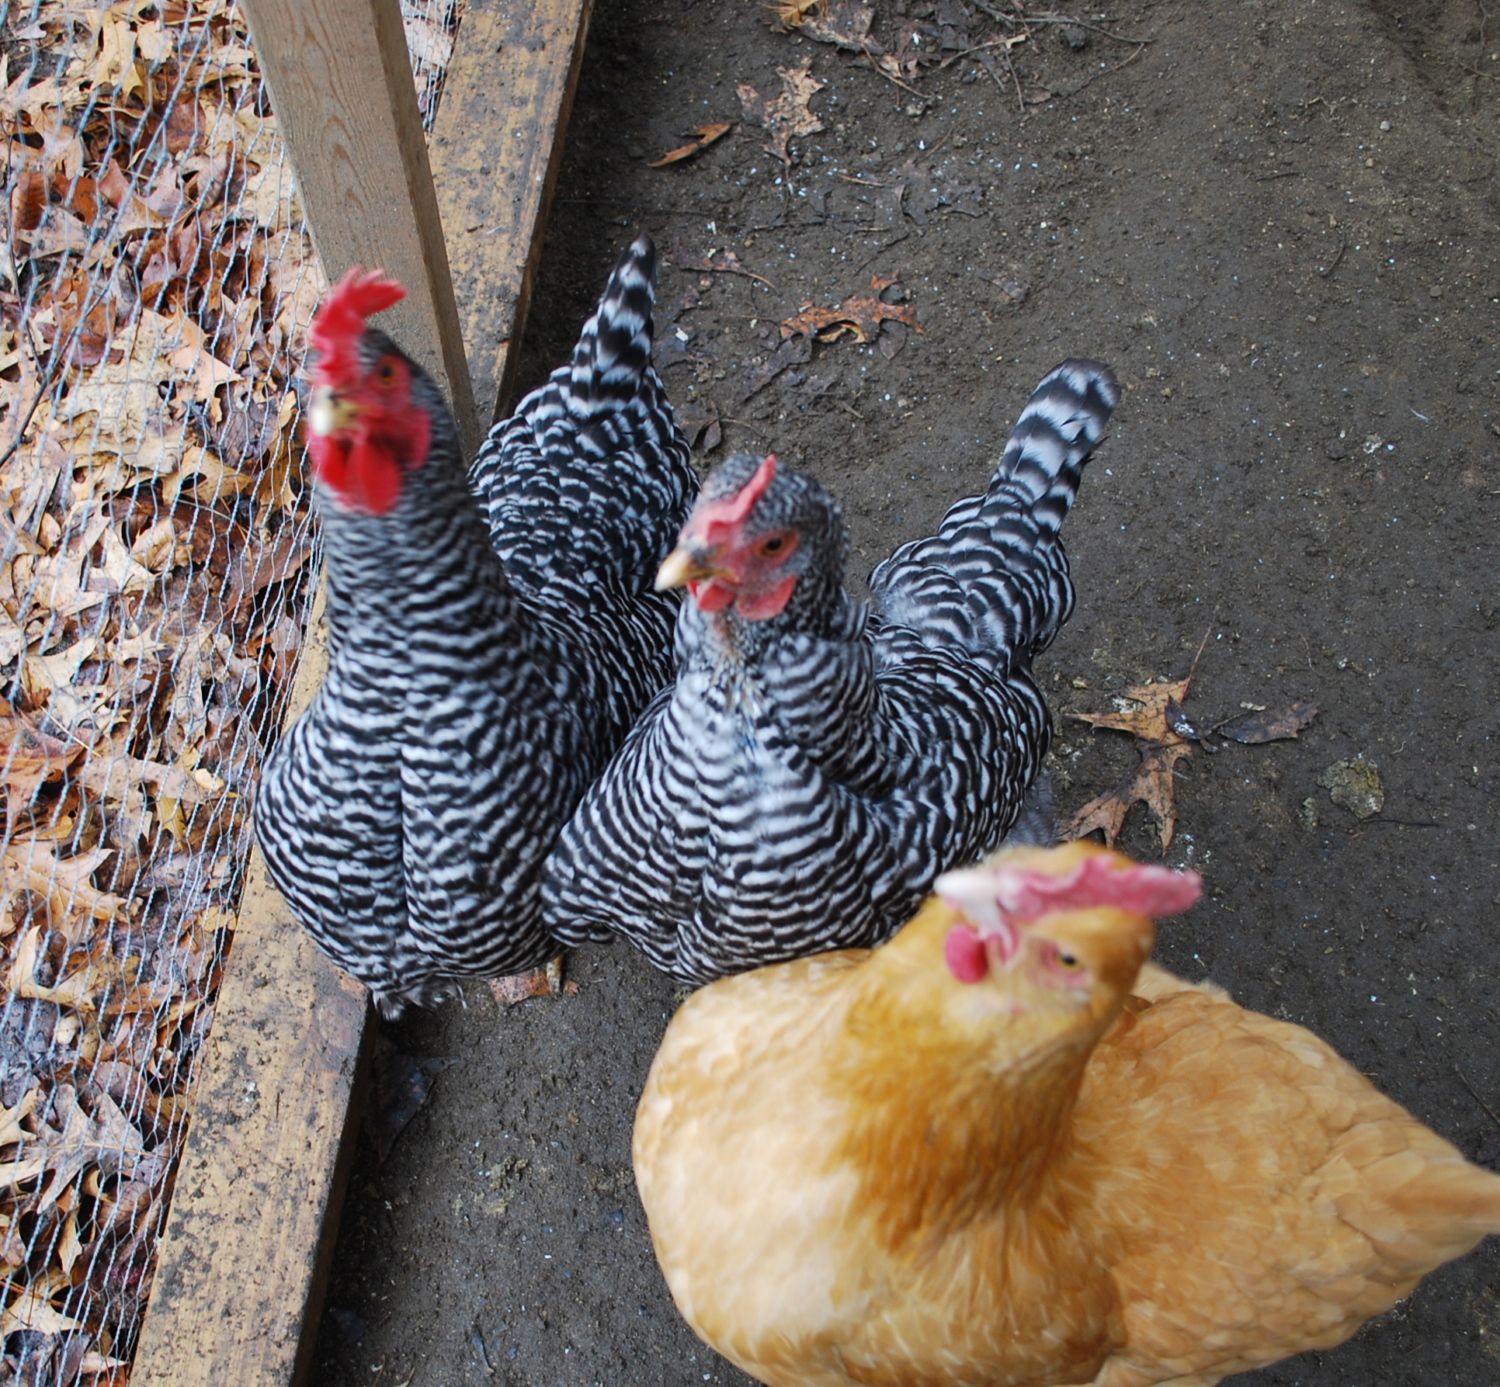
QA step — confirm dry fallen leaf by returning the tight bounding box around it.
[1214,700,1319,744]
[0,1284,86,1339]
[780,274,925,345]
[487,956,575,1005]
[737,58,825,172]
[0,715,83,827]
[1065,633,1317,851]
[0,1085,146,1211]
[0,2,328,1364]
[1071,672,1197,742]
[770,0,821,24]
[401,9,455,71]
[1067,741,1193,854]
[796,1,880,56]
[366,1049,460,1164]
[738,333,813,405]
[648,121,732,168]
[1064,637,1207,854]
[0,1089,39,1149]
[684,248,777,290]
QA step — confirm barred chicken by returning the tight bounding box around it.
[254,237,696,1017]
[544,360,1118,981]
[634,840,1500,1386]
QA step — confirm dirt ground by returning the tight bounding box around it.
[309,1,1500,1383]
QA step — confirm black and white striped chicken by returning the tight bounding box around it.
[254,237,696,1017]
[544,359,1119,982]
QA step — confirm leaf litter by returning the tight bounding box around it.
[1065,633,1318,853]
[0,0,363,1375]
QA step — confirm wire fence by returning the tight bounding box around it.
[0,1,460,1381]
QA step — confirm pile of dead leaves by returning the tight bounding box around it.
[0,2,337,1379]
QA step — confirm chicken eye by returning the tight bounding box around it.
[1056,951,1081,970]
[758,534,788,557]
[375,358,399,387]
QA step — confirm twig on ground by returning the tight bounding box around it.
[718,416,773,437]
[684,253,778,291]
[1454,1067,1500,1130]
[1053,39,1148,101]
[1017,14,1156,45]
[937,35,1029,71]
[969,1,1154,45]
[1001,50,1028,113]
[849,231,912,276]
[860,54,926,98]
[1318,232,1348,279]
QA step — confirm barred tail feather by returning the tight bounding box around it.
[870,358,1119,669]
[986,358,1119,540]
[568,234,659,414]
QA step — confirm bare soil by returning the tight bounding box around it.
[311,1,1500,1382]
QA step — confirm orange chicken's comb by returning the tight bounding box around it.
[309,267,406,387]
[937,856,1201,929]
[937,856,1200,983]
[992,856,1201,921]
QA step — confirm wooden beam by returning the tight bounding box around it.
[131,591,370,1387]
[131,1,595,1383]
[238,0,481,456]
[431,0,595,425]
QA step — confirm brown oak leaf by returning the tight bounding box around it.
[1214,700,1320,745]
[780,274,924,345]
[1064,635,1208,854]
[737,58,824,172]
[0,1085,146,1210]
[1066,741,1193,854]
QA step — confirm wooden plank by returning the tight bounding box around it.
[132,592,369,1387]
[132,1,594,1383]
[431,0,595,425]
[238,0,481,456]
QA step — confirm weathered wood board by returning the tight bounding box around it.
[235,0,481,454]
[431,0,595,424]
[131,0,593,1381]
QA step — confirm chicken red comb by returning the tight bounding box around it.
[700,455,778,545]
[309,267,406,385]
[994,855,1201,920]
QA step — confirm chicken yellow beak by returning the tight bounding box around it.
[309,385,362,437]
[655,543,731,592]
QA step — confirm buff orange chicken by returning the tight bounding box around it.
[633,841,1500,1386]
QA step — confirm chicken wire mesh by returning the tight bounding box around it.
[0,1,461,1381]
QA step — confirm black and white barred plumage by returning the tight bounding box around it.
[254,237,696,1017]
[543,359,1119,982]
